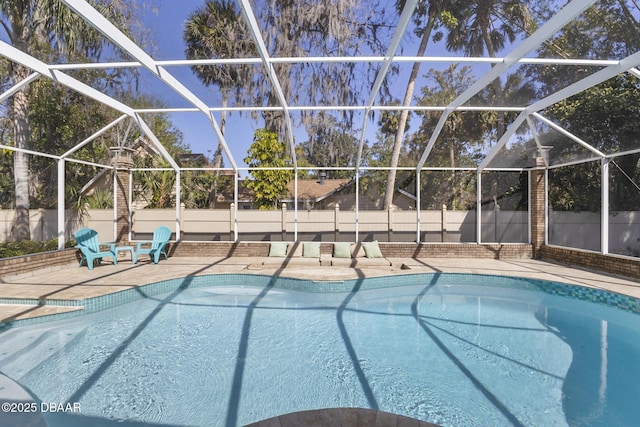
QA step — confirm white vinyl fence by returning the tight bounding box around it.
[2,207,638,256]
[2,205,527,244]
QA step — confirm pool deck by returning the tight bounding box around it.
[1,256,639,427]
[1,256,639,324]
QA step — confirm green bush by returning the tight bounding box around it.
[0,239,75,258]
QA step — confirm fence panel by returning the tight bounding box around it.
[132,209,176,240]
[0,207,535,246]
[549,211,600,251]
[237,210,282,241]
[182,209,232,241]
[609,211,640,257]
[482,210,528,243]
[446,210,477,243]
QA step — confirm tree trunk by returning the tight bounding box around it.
[12,65,32,242]
[210,93,227,208]
[383,13,436,210]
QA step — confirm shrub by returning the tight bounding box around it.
[0,239,75,258]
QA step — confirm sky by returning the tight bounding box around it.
[139,1,260,171]
[134,0,457,173]
[0,0,579,172]
[1,0,413,173]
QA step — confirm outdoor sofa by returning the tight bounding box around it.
[260,241,392,268]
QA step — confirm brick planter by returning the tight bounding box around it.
[0,249,78,278]
[541,245,640,280]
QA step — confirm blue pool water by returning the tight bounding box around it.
[0,274,639,427]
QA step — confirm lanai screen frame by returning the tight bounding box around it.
[0,0,639,252]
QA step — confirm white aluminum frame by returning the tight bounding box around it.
[0,0,637,254]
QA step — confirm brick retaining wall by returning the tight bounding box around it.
[378,243,532,258]
[0,248,78,278]
[3,243,638,280]
[541,245,640,280]
[167,241,533,259]
[168,241,272,258]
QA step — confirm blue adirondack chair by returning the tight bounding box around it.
[136,226,171,264]
[74,227,117,270]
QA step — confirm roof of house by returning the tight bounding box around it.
[285,178,351,201]
[217,178,351,204]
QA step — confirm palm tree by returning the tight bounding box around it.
[446,0,534,137]
[184,1,391,147]
[0,0,123,241]
[184,0,254,170]
[383,0,448,209]
[443,0,534,208]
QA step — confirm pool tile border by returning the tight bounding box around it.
[1,272,638,329]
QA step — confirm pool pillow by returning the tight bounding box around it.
[333,242,351,258]
[268,242,288,257]
[362,240,384,258]
[303,242,321,258]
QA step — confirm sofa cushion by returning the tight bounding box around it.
[354,257,391,266]
[330,256,391,267]
[262,257,319,266]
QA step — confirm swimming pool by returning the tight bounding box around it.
[0,273,638,426]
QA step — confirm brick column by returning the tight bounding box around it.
[115,168,130,242]
[530,159,546,259]
[112,148,134,243]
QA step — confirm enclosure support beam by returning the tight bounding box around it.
[476,171,482,244]
[112,170,118,242]
[61,0,237,173]
[416,170,421,244]
[417,0,595,170]
[0,40,134,116]
[526,116,550,168]
[234,177,239,242]
[355,173,360,242]
[478,112,528,171]
[0,72,39,103]
[294,174,298,242]
[532,113,606,158]
[601,158,610,255]
[57,159,66,250]
[237,0,296,168]
[135,114,180,171]
[355,0,419,169]
[175,171,181,242]
[128,170,133,242]
[527,50,640,115]
[53,55,620,70]
[61,115,129,160]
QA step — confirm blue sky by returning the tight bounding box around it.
[140,1,260,170]
[137,0,460,172]
[1,0,534,171]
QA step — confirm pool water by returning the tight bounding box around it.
[0,277,639,426]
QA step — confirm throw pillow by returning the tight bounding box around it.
[362,240,383,258]
[303,242,321,258]
[268,242,287,257]
[333,242,351,258]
